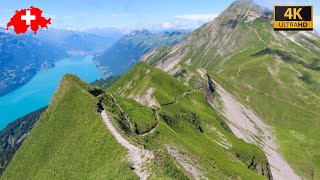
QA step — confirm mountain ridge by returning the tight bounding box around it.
[2,74,137,179]
[3,63,272,179]
[105,62,272,179]
[94,30,188,77]
[2,0,320,179]
[142,0,320,179]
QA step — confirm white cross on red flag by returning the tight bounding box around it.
[6,6,51,34]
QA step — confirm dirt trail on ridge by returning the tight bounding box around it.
[101,110,153,180]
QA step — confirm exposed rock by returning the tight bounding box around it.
[133,88,160,108]
[101,110,154,180]
[166,146,208,180]
[211,81,299,180]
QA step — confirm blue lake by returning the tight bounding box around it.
[0,55,101,130]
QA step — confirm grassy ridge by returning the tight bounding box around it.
[2,62,271,179]
[108,62,190,105]
[106,62,270,179]
[2,74,137,179]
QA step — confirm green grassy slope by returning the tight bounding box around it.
[210,36,320,179]
[0,107,47,175]
[206,14,320,180]
[2,63,271,179]
[109,62,190,105]
[106,62,270,179]
[2,74,137,179]
[116,96,157,134]
[142,1,320,178]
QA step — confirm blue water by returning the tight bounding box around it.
[0,55,101,130]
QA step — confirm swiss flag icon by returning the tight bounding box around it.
[6,6,51,34]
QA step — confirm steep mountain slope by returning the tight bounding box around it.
[3,63,272,179]
[0,76,119,175]
[142,0,320,179]
[2,75,136,179]
[0,107,46,175]
[105,62,272,179]
[94,30,188,76]
[0,31,66,96]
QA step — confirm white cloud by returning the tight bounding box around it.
[175,13,219,22]
[119,14,220,33]
[160,21,181,30]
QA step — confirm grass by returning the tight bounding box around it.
[149,148,190,180]
[117,96,156,134]
[5,3,320,179]
[140,14,320,178]
[108,62,190,105]
[2,74,137,180]
[106,62,270,179]
[3,62,271,179]
[203,18,320,179]
[91,76,120,90]
[102,92,190,179]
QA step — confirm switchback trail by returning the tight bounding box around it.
[161,90,194,106]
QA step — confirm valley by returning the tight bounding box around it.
[0,56,101,129]
[1,0,319,179]
[0,31,66,96]
[0,28,123,97]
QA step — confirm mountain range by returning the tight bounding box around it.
[1,0,320,179]
[36,28,123,54]
[0,28,122,96]
[94,30,188,76]
[0,31,65,96]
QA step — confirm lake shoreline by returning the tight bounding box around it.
[0,55,102,130]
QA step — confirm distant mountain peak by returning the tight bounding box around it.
[202,0,266,31]
[164,31,183,36]
[235,0,254,4]
[227,0,259,13]
[130,30,152,36]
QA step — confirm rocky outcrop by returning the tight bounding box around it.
[235,153,273,179]
[206,74,216,106]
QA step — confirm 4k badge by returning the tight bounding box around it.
[274,5,313,31]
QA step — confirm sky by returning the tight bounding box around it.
[0,0,319,31]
